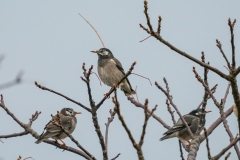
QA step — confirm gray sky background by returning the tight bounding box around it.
[1,1,240,159]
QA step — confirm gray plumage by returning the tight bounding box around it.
[91,48,136,96]
[35,108,80,144]
[160,108,211,142]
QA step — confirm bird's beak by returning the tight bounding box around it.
[205,110,211,113]
[75,112,81,114]
[91,50,98,53]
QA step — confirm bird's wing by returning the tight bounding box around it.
[163,115,195,135]
[60,116,73,131]
[113,58,134,91]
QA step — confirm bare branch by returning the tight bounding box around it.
[131,73,152,86]
[140,0,230,81]
[204,128,212,159]
[128,97,170,129]
[35,81,91,113]
[0,97,93,160]
[0,131,28,139]
[228,18,236,68]
[105,108,116,153]
[139,99,157,148]
[113,91,145,160]
[211,136,240,160]
[139,35,151,42]
[0,71,24,90]
[216,39,231,69]
[155,79,194,138]
[224,152,231,160]
[78,13,105,48]
[110,153,121,160]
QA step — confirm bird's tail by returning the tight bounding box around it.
[160,135,169,141]
[35,135,44,144]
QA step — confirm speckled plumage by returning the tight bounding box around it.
[92,48,135,96]
[160,108,210,142]
[35,108,79,144]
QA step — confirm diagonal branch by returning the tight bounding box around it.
[96,61,136,110]
[140,0,230,81]
[204,128,212,159]
[34,81,91,113]
[113,91,145,160]
[216,39,231,69]
[0,131,28,139]
[128,97,170,129]
[211,136,240,160]
[155,79,194,138]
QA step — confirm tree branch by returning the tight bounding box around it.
[34,81,91,113]
[105,108,116,154]
[211,136,240,160]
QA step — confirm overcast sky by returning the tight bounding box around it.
[1,1,240,160]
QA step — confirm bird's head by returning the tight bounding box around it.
[91,48,114,59]
[61,108,81,117]
[189,108,211,117]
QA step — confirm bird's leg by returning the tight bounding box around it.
[59,139,66,146]
[184,139,191,148]
[114,82,119,88]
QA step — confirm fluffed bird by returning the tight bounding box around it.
[160,108,211,147]
[35,108,81,146]
[91,48,136,96]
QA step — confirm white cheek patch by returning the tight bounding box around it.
[66,111,71,115]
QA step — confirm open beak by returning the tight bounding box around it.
[91,50,98,53]
[75,112,81,114]
[205,110,211,113]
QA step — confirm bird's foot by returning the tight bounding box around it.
[104,93,110,99]
[114,82,119,88]
[185,140,191,148]
[59,139,66,146]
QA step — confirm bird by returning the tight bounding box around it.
[35,108,81,146]
[160,108,211,147]
[91,48,136,96]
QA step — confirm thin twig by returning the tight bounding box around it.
[211,136,240,160]
[78,13,105,48]
[155,79,194,138]
[131,73,152,85]
[204,128,211,159]
[139,35,151,42]
[140,0,230,81]
[113,90,145,160]
[0,71,24,90]
[228,18,236,68]
[105,108,116,153]
[224,152,231,160]
[35,81,91,113]
[110,153,121,160]
[128,97,170,129]
[0,96,93,160]
[216,39,231,69]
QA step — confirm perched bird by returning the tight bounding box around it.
[160,108,211,147]
[35,108,81,146]
[91,48,136,96]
